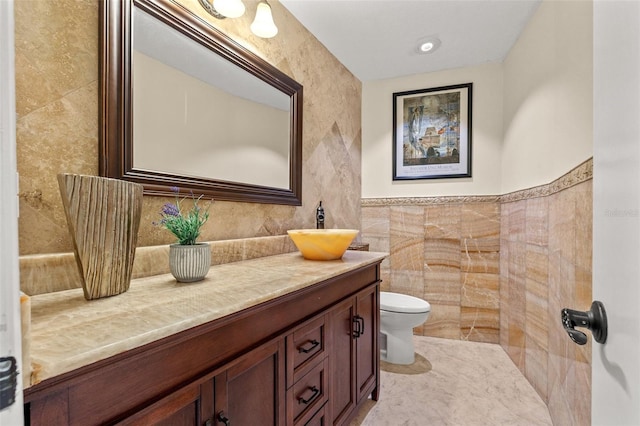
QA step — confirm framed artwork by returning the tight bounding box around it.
[392,83,472,180]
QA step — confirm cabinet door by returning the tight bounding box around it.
[355,284,377,402]
[116,381,202,426]
[213,339,286,426]
[328,298,356,425]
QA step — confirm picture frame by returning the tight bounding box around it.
[392,83,472,180]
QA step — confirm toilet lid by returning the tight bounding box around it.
[380,292,431,314]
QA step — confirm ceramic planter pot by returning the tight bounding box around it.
[169,243,211,282]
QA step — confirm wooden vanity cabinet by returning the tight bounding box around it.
[24,261,381,426]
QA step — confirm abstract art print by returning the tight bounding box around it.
[393,83,472,180]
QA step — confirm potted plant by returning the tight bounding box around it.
[156,188,212,282]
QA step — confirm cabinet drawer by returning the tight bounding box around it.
[287,315,326,385]
[287,357,329,425]
[303,402,328,426]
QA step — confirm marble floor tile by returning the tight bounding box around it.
[351,336,551,426]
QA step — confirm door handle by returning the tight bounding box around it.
[352,316,361,338]
[561,301,607,345]
[358,315,365,335]
[217,411,230,426]
[352,315,365,338]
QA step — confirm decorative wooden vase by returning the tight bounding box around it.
[58,174,143,300]
[169,243,211,283]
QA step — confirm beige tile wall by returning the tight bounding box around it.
[362,158,593,425]
[362,197,501,343]
[14,0,362,255]
[501,163,593,425]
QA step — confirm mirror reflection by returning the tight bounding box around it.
[133,6,290,189]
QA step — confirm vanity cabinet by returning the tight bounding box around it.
[23,258,382,426]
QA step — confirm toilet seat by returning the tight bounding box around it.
[380,292,431,314]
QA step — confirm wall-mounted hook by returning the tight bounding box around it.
[561,301,608,345]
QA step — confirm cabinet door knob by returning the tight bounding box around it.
[217,411,231,426]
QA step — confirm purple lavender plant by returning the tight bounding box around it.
[155,189,211,245]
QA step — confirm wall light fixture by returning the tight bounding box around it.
[198,0,278,38]
[212,0,246,18]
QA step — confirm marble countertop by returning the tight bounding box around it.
[27,251,387,387]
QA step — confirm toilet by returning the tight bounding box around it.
[379,292,431,365]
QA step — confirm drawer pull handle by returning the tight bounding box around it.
[298,339,320,353]
[298,386,320,405]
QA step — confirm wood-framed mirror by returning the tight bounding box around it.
[99,0,303,205]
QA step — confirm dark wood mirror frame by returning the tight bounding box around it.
[99,0,303,205]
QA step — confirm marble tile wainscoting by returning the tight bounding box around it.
[501,159,592,425]
[361,158,593,425]
[361,198,501,343]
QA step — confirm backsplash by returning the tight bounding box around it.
[14,0,362,255]
[20,235,297,296]
[362,158,593,425]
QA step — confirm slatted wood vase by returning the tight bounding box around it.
[58,174,143,300]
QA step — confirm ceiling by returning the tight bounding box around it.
[279,0,542,82]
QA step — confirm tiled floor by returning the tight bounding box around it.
[350,336,552,425]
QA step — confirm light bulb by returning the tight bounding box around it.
[420,42,434,52]
[250,2,278,38]
[213,0,245,18]
[416,37,441,54]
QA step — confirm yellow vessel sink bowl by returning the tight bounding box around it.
[287,229,359,260]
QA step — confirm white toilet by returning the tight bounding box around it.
[380,292,431,365]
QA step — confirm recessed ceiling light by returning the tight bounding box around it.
[420,42,435,52]
[416,37,441,54]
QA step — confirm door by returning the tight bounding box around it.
[355,285,376,403]
[116,382,203,425]
[592,1,640,424]
[0,0,24,424]
[328,298,356,425]
[214,339,285,426]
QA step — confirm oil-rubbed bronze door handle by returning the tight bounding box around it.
[352,315,365,338]
[352,315,361,338]
[561,301,608,345]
